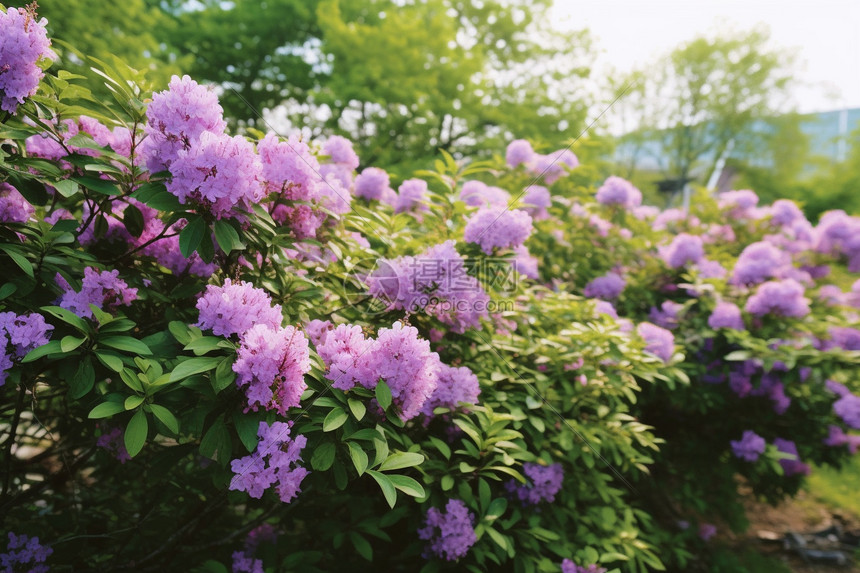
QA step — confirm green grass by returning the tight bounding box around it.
[709,547,793,573]
[807,455,860,518]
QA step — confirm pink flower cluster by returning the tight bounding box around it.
[460,180,510,208]
[744,279,810,318]
[0,183,34,223]
[420,363,481,417]
[505,140,578,184]
[367,240,492,333]
[595,176,642,209]
[317,322,441,420]
[58,267,138,319]
[0,5,54,113]
[229,421,308,503]
[196,279,283,337]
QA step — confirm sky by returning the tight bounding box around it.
[551,0,860,114]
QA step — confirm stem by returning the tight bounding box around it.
[1,381,27,499]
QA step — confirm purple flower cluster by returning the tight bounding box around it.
[769,199,805,227]
[561,560,606,573]
[0,311,52,385]
[826,326,860,351]
[773,438,810,476]
[637,322,675,363]
[367,240,491,333]
[511,245,540,279]
[0,532,52,573]
[96,426,131,463]
[354,167,394,202]
[583,272,625,300]
[506,139,534,168]
[58,267,138,318]
[464,207,534,255]
[420,363,481,417]
[649,301,684,330]
[504,140,578,183]
[233,324,311,415]
[196,279,283,337]
[824,425,860,454]
[168,130,264,219]
[661,233,704,269]
[229,420,308,503]
[833,391,860,429]
[0,183,34,223]
[731,241,789,285]
[708,301,744,330]
[506,462,564,505]
[718,189,759,217]
[417,499,477,561]
[0,5,54,113]
[460,180,510,208]
[232,552,263,573]
[731,430,766,462]
[595,176,642,208]
[394,178,429,214]
[814,210,860,270]
[745,279,810,318]
[521,185,551,220]
[315,324,372,391]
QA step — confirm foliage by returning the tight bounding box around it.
[2,11,860,573]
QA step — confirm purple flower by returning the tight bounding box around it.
[529,149,578,184]
[58,267,138,318]
[731,241,789,285]
[770,199,805,227]
[322,135,359,169]
[354,167,391,201]
[637,322,675,363]
[168,130,264,219]
[824,425,860,454]
[316,323,374,391]
[464,206,533,255]
[459,180,510,207]
[305,319,334,347]
[584,272,625,300]
[506,139,535,168]
[421,363,481,417]
[561,560,607,573]
[96,426,131,463]
[699,523,717,541]
[718,189,759,215]
[521,185,551,219]
[417,499,476,561]
[0,531,52,573]
[367,240,491,333]
[142,75,227,173]
[506,462,564,505]
[708,302,744,330]
[229,421,308,503]
[0,5,54,113]
[731,430,766,462]
[833,393,860,429]
[0,183,34,223]
[649,301,684,330]
[196,279,283,338]
[511,245,539,279]
[0,311,53,386]
[745,279,810,318]
[233,325,311,415]
[232,551,264,573]
[592,299,618,319]
[773,438,810,476]
[826,326,860,351]
[661,233,704,269]
[394,178,429,214]
[595,176,642,208]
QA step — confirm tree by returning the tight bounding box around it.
[615,27,797,198]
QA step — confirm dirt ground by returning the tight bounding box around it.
[723,489,860,572]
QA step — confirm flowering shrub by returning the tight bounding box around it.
[1,9,860,573]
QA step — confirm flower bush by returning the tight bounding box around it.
[1,7,860,572]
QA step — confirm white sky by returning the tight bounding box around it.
[551,0,860,113]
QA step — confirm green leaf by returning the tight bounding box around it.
[169,357,223,382]
[21,340,62,363]
[94,350,124,372]
[375,380,392,410]
[378,451,424,472]
[70,356,95,399]
[0,245,33,277]
[53,179,79,198]
[441,475,454,491]
[347,441,369,476]
[0,283,17,300]
[179,216,206,258]
[123,204,145,237]
[125,395,144,410]
[124,410,148,457]
[143,190,182,211]
[72,176,119,195]
[323,407,349,432]
[233,412,261,452]
[200,419,231,465]
[41,305,89,333]
[348,398,366,421]
[150,404,179,433]
[99,336,152,355]
[311,442,336,471]
[213,220,244,253]
[168,321,193,345]
[367,470,397,509]
[88,401,124,419]
[429,436,451,460]
[349,532,372,561]
[485,527,508,550]
[60,335,85,353]
[485,498,508,521]
[387,474,425,498]
[213,357,236,392]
